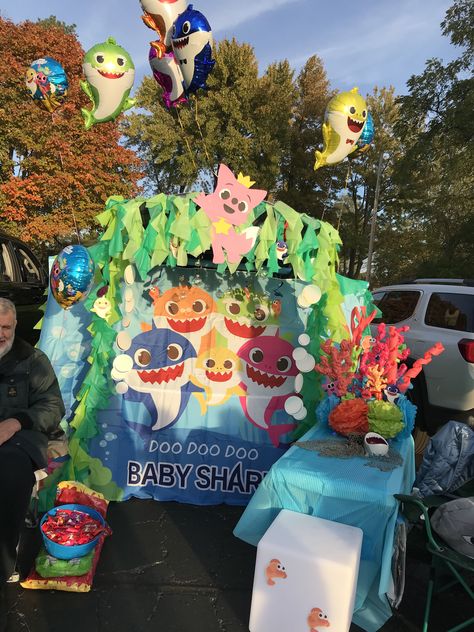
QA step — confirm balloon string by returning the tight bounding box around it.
[193,95,215,179]
[321,179,333,222]
[175,107,198,173]
[51,111,81,245]
[337,164,352,231]
[344,163,352,190]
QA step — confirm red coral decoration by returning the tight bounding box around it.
[356,323,411,399]
[349,306,377,347]
[328,398,369,436]
[397,342,445,393]
[314,339,356,397]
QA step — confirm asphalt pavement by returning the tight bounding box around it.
[1,498,472,632]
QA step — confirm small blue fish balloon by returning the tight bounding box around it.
[171,4,215,95]
[50,245,95,310]
[25,57,68,114]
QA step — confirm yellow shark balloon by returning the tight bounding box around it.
[314,87,368,170]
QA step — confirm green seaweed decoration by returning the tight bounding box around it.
[39,189,354,507]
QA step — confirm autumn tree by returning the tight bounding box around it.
[0,16,142,248]
[277,55,333,218]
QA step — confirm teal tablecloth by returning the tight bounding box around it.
[233,424,415,632]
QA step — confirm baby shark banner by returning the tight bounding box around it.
[40,266,323,504]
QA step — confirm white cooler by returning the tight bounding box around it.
[249,509,363,632]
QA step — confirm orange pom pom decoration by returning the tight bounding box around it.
[328,398,369,437]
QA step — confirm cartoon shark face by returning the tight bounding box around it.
[238,334,298,393]
[215,288,280,341]
[171,4,213,89]
[326,87,367,140]
[121,327,196,395]
[84,38,135,83]
[194,347,242,386]
[150,285,215,334]
[384,384,400,404]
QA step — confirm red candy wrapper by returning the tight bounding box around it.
[41,509,108,546]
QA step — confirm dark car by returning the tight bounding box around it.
[0,232,47,344]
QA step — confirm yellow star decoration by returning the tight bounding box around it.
[213,218,232,234]
[237,173,255,188]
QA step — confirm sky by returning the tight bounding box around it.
[1,0,459,98]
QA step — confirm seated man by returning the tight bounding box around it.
[0,297,65,585]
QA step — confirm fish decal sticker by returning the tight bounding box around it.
[190,347,245,413]
[307,607,331,630]
[194,164,267,265]
[112,326,202,443]
[81,37,136,130]
[314,87,368,170]
[265,559,287,586]
[171,4,215,94]
[237,332,299,446]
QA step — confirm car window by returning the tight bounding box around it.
[0,241,17,283]
[12,243,42,283]
[372,290,421,324]
[425,292,474,333]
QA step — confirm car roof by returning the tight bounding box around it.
[373,280,474,294]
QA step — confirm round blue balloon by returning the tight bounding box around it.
[26,56,68,113]
[357,112,374,150]
[50,245,95,310]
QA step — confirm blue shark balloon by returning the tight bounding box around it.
[171,4,215,94]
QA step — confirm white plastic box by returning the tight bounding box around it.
[249,509,363,632]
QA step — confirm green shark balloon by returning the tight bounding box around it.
[81,37,136,130]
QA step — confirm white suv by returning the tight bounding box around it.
[371,279,474,435]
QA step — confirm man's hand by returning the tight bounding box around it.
[0,418,22,446]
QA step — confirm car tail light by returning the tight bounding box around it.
[458,339,474,363]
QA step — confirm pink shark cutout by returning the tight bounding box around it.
[194,164,267,264]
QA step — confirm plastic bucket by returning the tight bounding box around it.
[40,503,105,560]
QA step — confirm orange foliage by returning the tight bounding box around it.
[0,17,143,244]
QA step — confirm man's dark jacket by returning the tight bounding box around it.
[0,337,65,468]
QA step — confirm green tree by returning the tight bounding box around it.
[277,55,333,217]
[123,40,333,199]
[388,0,474,280]
[36,15,77,35]
[334,87,404,280]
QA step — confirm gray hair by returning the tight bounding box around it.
[0,297,16,319]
